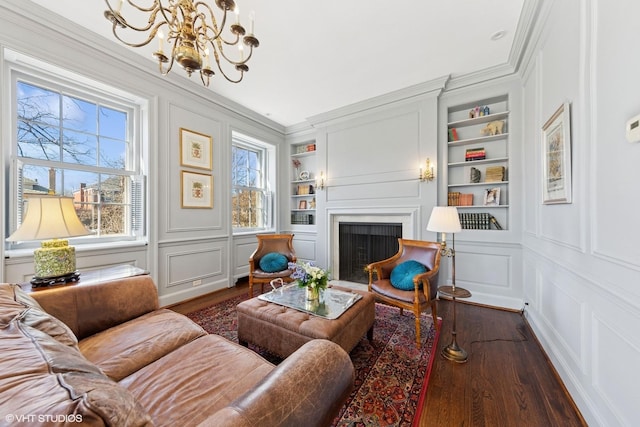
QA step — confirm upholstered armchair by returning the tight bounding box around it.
[366,238,441,348]
[248,234,297,298]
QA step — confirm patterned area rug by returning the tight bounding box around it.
[186,292,440,427]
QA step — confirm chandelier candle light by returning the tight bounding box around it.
[103,0,259,86]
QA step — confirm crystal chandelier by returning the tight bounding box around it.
[103,0,259,86]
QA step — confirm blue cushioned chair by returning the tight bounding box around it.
[366,238,441,348]
[248,234,297,298]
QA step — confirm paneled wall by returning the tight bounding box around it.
[0,1,285,307]
[520,1,640,425]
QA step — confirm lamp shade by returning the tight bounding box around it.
[426,206,462,233]
[7,195,89,242]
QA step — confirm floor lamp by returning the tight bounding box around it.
[427,206,472,363]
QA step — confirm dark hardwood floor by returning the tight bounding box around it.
[168,282,586,426]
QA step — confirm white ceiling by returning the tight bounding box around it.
[30,0,526,127]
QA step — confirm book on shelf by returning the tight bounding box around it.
[465,147,486,161]
[448,128,459,142]
[448,192,460,206]
[455,213,504,230]
[291,212,314,225]
[485,166,506,182]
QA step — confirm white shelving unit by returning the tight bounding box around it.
[446,96,509,230]
[290,142,317,226]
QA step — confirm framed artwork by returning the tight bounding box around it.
[483,187,501,206]
[180,128,212,170]
[181,171,213,209]
[542,102,572,204]
[298,200,307,210]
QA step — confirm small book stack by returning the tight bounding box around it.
[457,213,503,230]
[465,147,486,161]
[448,192,460,206]
[485,166,506,182]
[459,194,473,206]
[448,128,460,141]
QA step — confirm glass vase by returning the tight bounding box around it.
[305,286,320,301]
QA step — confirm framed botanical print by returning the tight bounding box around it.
[181,171,213,208]
[542,102,572,204]
[180,128,212,170]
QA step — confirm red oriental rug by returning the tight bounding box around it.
[186,292,440,427]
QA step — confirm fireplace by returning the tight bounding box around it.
[338,222,402,283]
[328,207,420,283]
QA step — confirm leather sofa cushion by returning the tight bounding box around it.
[80,308,207,381]
[0,284,78,348]
[0,319,151,426]
[120,334,275,426]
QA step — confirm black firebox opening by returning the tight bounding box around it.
[338,222,402,284]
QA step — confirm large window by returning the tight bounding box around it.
[8,64,146,246]
[231,133,273,231]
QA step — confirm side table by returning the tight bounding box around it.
[21,264,148,293]
[438,285,472,363]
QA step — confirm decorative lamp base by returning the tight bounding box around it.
[441,341,469,363]
[31,271,81,288]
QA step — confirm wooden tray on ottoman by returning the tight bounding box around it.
[237,285,375,358]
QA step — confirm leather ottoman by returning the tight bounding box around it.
[237,286,375,358]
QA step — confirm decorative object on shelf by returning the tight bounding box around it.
[288,261,329,301]
[485,166,506,182]
[103,0,259,86]
[305,143,316,152]
[316,171,326,190]
[489,215,503,230]
[299,170,310,180]
[309,198,316,209]
[481,120,505,136]
[291,158,301,180]
[542,101,572,204]
[419,158,435,182]
[180,128,212,170]
[427,206,471,363]
[298,200,307,210]
[483,187,501,206]
[470,167,481,183]
[6,195,89,287]
[181,171,213,208]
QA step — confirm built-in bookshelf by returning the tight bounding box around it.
[446,95,509,230]
[290,142,317,226]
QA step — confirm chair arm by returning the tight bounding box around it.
[366,252,402,283]
[206,340,354,427]
[414,269,440,300]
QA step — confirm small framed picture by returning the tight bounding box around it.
[181,171,213,209]
[298,200,307,210]
[483,187,501,206]
[542,102,572,204]
[180,128,212,170]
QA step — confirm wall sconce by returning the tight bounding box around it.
[420,158,435,182]
[316,171,326,190]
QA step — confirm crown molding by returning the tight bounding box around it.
[306,75,450,128]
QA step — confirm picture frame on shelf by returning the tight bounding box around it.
[542,102,572,204]
[181,171,213,209]
[180,128,212,170]
[298,200,307,210]
[483,187,501,206]
[299,170,310,180]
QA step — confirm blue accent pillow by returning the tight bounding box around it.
[390,260,428,291]
[259,252,289,273]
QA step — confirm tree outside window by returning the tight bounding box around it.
[231,136,271,230]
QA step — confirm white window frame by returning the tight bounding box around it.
[4,50,149,252]
[231,131,275,234]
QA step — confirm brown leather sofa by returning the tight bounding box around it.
[0,275,354,426]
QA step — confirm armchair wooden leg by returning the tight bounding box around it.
[414,313,422,349]
[248,281,254,298]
